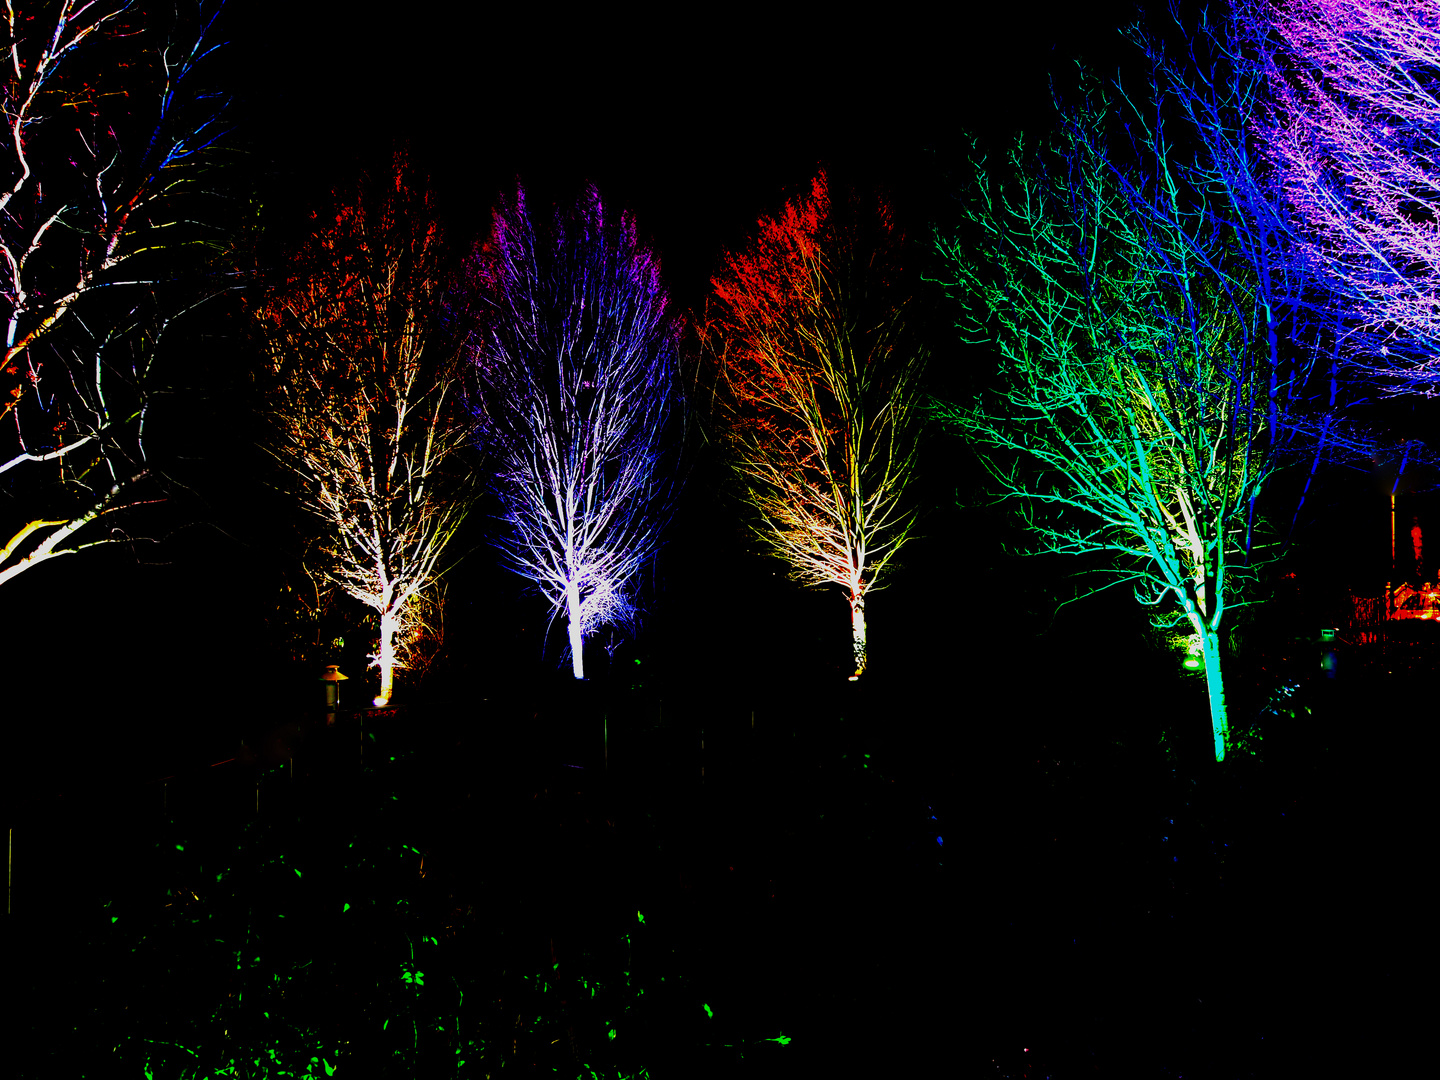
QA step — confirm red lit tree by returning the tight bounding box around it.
[253,157,472,706]
[1,1,225,586]
[462,185,683,681]
[700,175,927,679]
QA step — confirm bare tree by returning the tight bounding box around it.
[253,156,472,706]
[935,78,1273,762]
[1256,0,1440,396]
[699,174,927,680]
[1,1,225,586]
[461,184,683,680]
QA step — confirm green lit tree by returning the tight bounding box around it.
[935,81,1274,762]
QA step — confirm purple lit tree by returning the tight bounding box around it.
[462,186,683,680]
[1258,0,1440,396]
[0,2,224,586]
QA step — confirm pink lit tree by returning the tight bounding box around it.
[1258,0,1440,396]
[462,185,683,680]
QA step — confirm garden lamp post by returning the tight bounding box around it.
[319,665,349,725]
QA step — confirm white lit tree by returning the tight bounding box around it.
[462,184,683,680]
[1,1,225,586]
[254,156,472,706]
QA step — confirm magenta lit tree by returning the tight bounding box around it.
[1258,0,1440,396]
[462,186,683,680]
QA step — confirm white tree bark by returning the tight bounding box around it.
[849,592,868,680]
[566,579,586,680]
[374,609,400,707]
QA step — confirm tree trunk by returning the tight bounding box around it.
[374,610,399,706]
[849,593,867,680]
[1200,626,1229,762]
[566,581,585,680]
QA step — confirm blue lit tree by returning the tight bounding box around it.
[462,185,684,680]
[1136,1,1420,543]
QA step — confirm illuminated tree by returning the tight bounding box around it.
[462,185,683,680]
[1,1,224,586]
[1141,2,1439,556]
[1258,0,1440,396]
[1135,4,1397,545]
[254,157,472,706]
[935,82,1274,762]
[700,175,927,680]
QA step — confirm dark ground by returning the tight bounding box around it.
[7,609,1429,1079]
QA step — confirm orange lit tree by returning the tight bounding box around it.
[701,175,928,679]
[0,2,225,586]
[253,157,472,706]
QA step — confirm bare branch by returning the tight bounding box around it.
[460,183,684,680]
[253,153,474,705]
[700,174,927,679]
